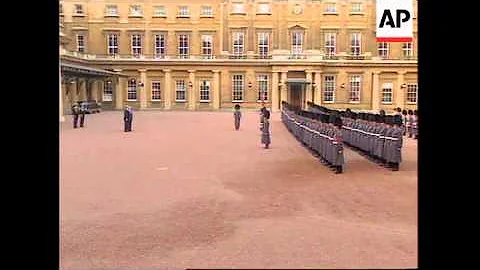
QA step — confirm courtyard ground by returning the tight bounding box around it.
[60,110,417,269]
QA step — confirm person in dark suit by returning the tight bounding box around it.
[260,109,271,149]
[233,104,242,131]
[123,105,133,132]
[72,103,80,128]
[79,102,86,128]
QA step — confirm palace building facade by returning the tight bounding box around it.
[59,0,417,120]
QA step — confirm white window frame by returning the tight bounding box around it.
[127,79,137,101]
[201,35,213,59]
[378,42,389,58]
[76,34,85,53]
[175,80,187,102]
[323,75,335,103]
[232,74,244,102]
[258,32,269,59]
[201,6,213,17]
[351,3,362,13]
[153,5,167,17]
[131,34,142,58]
[199,80,211,102]
[350,33,361,56]
[325,33,336,57]
[106,5,118,16]
[257,3,271,14]
[403,42,414,58]
[103,80,113,102]
[178,6,190,17]
[407,83,418,104]
[381,82,393,104]
[107,34,119,55]
[74,4,84,15]
[257,74,269,102]
[151,81,161,101]
[232,32,245,57]
[349,75,361,103]
[325,3,336,13]
[291,31,304,57]
[232,3,246,14]
[178,34,189,59]
[154,34,166,59]
[129,5,143,17]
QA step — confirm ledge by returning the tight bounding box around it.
[322,12,339,15]
[349,12,365,15]
[152,15,167,18]
[104,15,120,18]
[200,15,214,18]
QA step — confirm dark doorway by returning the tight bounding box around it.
[290,83,303,108]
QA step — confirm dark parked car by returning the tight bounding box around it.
[78,100,102,114]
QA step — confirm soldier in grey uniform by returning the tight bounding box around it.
[387,115,403,171]
[402,109,408,136]
[407,110,414,138]
[260,109,271,149]
[71,103,80,129]
[382,116,394,167]
[233,104,242,131]
[332,115,344,174]
[412,110,418,139]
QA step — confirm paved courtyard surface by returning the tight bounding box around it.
[60,110,417,269]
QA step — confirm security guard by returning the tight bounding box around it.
[71,102,80,129]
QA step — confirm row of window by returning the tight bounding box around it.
[62,2,364,17]
[75,33,414,59]
[102,76,418,104]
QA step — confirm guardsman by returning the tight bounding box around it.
[407,110,414,138]
[402,109,408,136]
[71,102,80,129]
[332,115,344,174]
[412,110,418,139]
[233,104,242,131]
[388,115,403,171]
[123,104,133,132]
[382,116,394,168]
[79,102,86,128]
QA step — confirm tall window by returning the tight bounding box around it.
[381,83,393,103]
[258,32,269,59]
[175,80,186,101]
[131,34,142,57]
[202,35,213,59]
[107,34,119,55]
[76,34,85,53]
[232,32,244,58]
[130,5,143,16]
[349,75,361,102]
[257,3,271,14]
[201,6,213,16]
[153,5,166,17]
[323,75,335,103]
[257,75,269,101]
[403,42,413,58]
[407,83,418,103]
[232,3,245,13]
[325,33,336,57]
[151,81,161,101]
[178,34,189,59]
[351,3,362,12]
[127,79,137,101]
[200,81,210,101]
[103,81,113,101]
[378,42,389,58]
[325,3,336,13]
[291,32,303,57]
[232,75,244,101]
[106,5,118,16]
[74,4,84,15]
[178,6,190,17]
[350,33,361,56]
[154,34,166,58]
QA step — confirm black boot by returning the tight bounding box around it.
[335,166,343,174]
[391,163,399,171]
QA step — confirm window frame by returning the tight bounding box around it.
[257,3,271,15]
[175,80,187,102]
[74,4,84,15]
[349,75,361,103]
[154,34,166,59]
[324,3,337,13]
[381,82,393,104]
[127,79,138,101]
[105,4,119,17]
[103,80,113,102]
[177,6,190,18]
[231,3,246,14]
[258,32,269,59]
[76,34,85,53]
[323,75,336,103]
[201,35,213,59]
[291,31,304,57]
[199,80,211,102]
[403,42,414,58]
[378,42,389,58]
[201,6,213,17]
[232,32,245,58]
[232,74,244,102]
[107,33,119,55]
[131,34,143,58]
[325,32,336,57]
[151,81,162,101]
[406,83,418,104]
[178,34,190,59]
[350,33,361,56]
[129,4,143,17]
[153,5,167,17]
[257,74,269,102]
[351,2,362,13]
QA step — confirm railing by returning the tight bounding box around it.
[60,49,417,62]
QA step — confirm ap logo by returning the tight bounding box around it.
[376,0,414,42]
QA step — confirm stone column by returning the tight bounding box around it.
[188,70,196,110]
[144,31,151,56]
[314,71,322,105]
[79,79,87,101]
[163,69,172,110]
[116,76,126,110]
[305,70,313,108]
[59,64,64,122]
[90,80,99,101]
[271,71,279,112]
[212,70,221,109]
[280,71,287,103]
[396,71,407,109]
[372,71,381,111]
[139,69,148,109]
